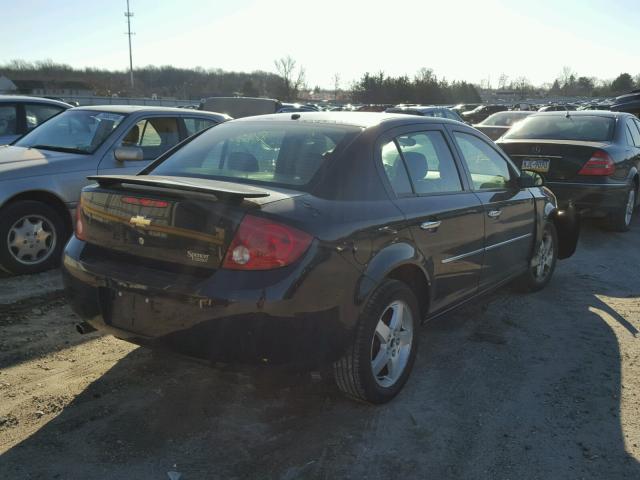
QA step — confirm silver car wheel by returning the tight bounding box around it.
[625,189,635,227]
[371,300,414,388]
[7,215,57,265]
[533,229,554,279]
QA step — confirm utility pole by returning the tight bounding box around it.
[125,0,134,89]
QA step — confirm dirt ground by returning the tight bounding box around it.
[0,218,639,480]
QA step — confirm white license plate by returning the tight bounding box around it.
[521,158,550,173]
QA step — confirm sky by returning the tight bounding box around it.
[1,0,639,89]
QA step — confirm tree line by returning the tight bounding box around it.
[1,59,638,104]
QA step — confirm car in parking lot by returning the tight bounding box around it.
[0,95,71,145]
[497,111,640,231]
[62,112,578,403]
[461,104,509,124]
[385,105,464,122]
[0,105,229,274]
[473,111,533,140]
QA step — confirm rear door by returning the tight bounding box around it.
[378,126,485,312]
[450,129,535,289]
[98,116,182,175]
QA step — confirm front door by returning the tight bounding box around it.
[450,129,535,289]
[98,116,183,175]
[379,127,485,313]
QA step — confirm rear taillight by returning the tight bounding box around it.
[222,215,313,270]
[75,199,86,241]
[578,150,615,176]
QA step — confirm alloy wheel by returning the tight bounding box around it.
[625,189,635,227]
[7,215,57,265]
[370,300,414,388]
[533,230,554,280]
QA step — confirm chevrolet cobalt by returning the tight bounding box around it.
[63,113,577,403]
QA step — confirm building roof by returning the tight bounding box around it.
[12,79,93,90]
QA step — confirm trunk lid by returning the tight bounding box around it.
[79,175,303,270]
[498,139,610,180]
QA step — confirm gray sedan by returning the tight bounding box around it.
[0,105,229,274]
[0,95,71,145]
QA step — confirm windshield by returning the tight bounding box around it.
[14,110,126,153]
[150,121,361,189]
[503,115,615,142]
[481,112,531,126]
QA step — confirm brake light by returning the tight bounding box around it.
[75,199,86,241]
[222,215,313,270]
[578,150,615,176]
[121,196,169,208]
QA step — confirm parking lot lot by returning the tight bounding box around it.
[0,218,639,479]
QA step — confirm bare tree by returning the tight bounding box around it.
[274,55,306,101]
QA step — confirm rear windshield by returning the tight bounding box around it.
[481,112,530,126]
[504,115,615,141]
[149,121,360,189]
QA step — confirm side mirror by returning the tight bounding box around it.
[114,146,144,162]
[519,170,544,188]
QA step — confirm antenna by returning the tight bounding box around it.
[124,0,135,89]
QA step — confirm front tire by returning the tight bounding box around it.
[607,185,635,232]
[518,222,558,292]
[333,279,420,404]
[0,201,67,275]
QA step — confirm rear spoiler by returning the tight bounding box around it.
[86,175,271,199]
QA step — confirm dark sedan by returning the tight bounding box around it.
[473,111,533,140]
[385,105,464,122]
[63,112,577,403]
[497,111,640,231]
[461,104,509,124]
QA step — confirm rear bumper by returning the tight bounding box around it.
[62,238,360,367]
[545,181,628,217]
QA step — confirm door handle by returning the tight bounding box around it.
[420,220,441,231]
[487,210,502,218]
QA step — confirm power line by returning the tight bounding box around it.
[124,0,134,89]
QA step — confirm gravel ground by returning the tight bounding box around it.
[0,218,639,479]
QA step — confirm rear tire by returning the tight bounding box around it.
[0,201,67,275]
[607,185,635,232]
[333,279,419,404]
[518,222,558,292]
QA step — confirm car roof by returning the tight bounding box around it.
[0,95,72,107]
[530,110,630,119]
[72,105,217,114]
[231,111,461,129]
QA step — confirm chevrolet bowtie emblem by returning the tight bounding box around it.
[129,215,151,227]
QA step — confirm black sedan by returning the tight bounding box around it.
[473,111,533,140]
[461,104,509,124]
[497,111,640,231]
[62,112,577,403]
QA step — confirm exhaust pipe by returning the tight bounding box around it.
[76,322,96,334]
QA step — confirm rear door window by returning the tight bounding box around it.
[396,131,463,194]
[183,117,218,137]
[0,104,18,136]
[626,119,640,146]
